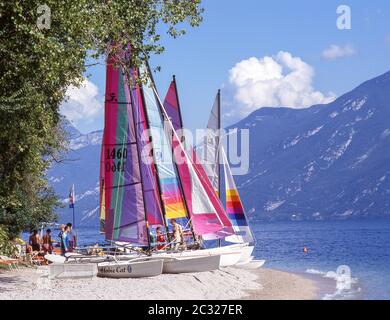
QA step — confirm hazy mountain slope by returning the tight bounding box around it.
[232,71,390,221]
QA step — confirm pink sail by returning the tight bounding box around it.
[163,78,182,133]
[162,76,234,239]
[173,139,234,238]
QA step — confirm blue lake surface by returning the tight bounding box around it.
[251,218,390,300]
[45,218,390,300]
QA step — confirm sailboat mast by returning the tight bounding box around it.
[217,89,222,248]
[217,89,221,198]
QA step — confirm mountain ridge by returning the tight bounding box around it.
[231,70,390,221]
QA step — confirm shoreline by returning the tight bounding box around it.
[245,268,319,300]
[0,266,320,300]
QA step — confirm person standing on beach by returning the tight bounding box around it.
[61,225,70,255]
[171,219,184,250]
[42,229,53,254]
[29,230,41,252]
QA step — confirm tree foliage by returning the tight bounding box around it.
[0,226,17,257]
[0,0,203,239]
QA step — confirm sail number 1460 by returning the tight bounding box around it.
[105,148,128,172]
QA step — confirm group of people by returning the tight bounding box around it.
[153,219,185,251]
[28,219,185,256]
[28,223,76,256]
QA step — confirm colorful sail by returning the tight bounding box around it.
[100,52,148,245]
[139,67,188,221]
[221,148,254,244]
[155,70,234,239]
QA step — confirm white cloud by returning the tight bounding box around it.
[322,44,356,60]
[223,51,335,122]
[60,78,103,124]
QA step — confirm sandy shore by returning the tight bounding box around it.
[0,266,318,300]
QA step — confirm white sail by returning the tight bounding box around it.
[198,91,221,195]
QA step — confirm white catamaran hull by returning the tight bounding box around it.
[97,259,163,278]
[158,255,221,274]
[48,263,98,279]
[45,254,66,264]
[204,245,244,267]
[234,259,265,270]
[153,246,242,267]
[237,245,254,264]
[112,242,247,267]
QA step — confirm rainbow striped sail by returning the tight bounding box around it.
[140,67,188,222]
[222,148,254,244]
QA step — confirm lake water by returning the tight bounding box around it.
[251,218,390,300]
[38,218,390,300]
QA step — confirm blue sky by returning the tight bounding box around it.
[62,0,390,134]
